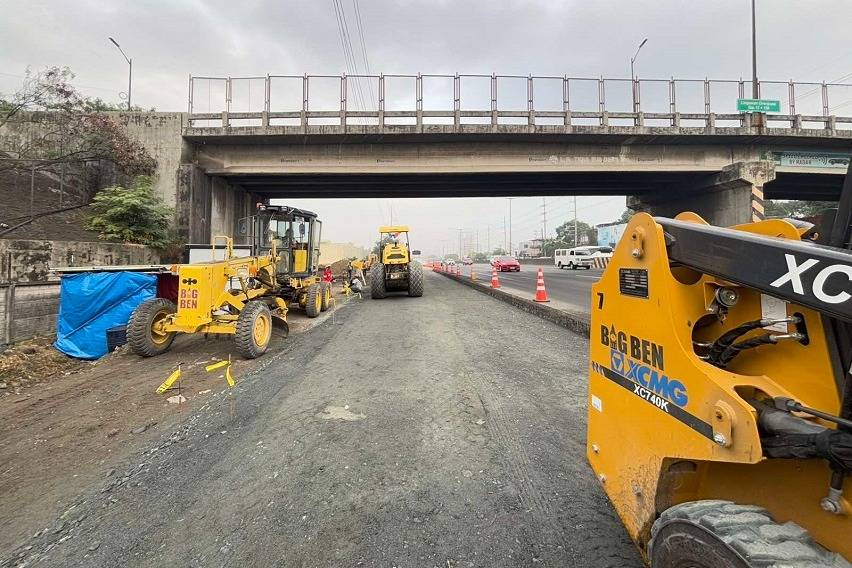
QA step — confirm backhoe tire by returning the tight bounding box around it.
[305,283,322,317]
[408,261,424,297]
[320,281,332,312]
[234,301,273,359]
[127,298,176,357]
[650,500,850,568]
[370,263,386,299]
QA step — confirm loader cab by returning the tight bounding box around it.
[239,205,322,278]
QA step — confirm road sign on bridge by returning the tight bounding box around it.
[737,98,781,113]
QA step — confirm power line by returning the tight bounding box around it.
[352,0,375,107]
[331,0,367,113]
[334,0,369,113]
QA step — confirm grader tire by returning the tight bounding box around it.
[234,301,273,359]
[127,298,176,357]
[320,281,332,312]
[408,261,424,297]
[305,284,322,318]
[370,263,386,299]
[650,500,850,568]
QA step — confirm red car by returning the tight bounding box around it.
[491,256,521,272]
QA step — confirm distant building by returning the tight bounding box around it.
[319,241,370,265]
[517,238,544,258]
[596,222,627,248]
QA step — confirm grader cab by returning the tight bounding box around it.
[239,204,331,317]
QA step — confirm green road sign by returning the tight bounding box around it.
[737,98,781,113]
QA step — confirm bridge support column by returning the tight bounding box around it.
[177,165,260,243]
[628,161,775,227]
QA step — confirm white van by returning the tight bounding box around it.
[554,246,613,270]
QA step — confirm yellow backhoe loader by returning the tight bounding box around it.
[369,225,424,299]
[588,164,852,567]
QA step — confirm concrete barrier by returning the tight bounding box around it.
[437,271,590,337]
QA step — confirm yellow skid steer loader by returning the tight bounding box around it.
[588,164,852,567]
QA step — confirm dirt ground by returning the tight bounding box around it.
[0,296,348,560]
[1,275,641,567]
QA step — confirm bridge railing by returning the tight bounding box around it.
[186,74,852,131]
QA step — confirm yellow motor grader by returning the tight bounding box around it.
[588,164,852,566]
[127,205,330,359]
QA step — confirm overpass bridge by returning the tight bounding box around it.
[120,74,852,241]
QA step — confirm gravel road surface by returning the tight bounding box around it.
[4,272,642,568]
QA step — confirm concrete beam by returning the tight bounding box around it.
[628,160,776,226]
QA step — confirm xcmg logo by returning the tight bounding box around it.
[770,253,852,305]
[601,325,688,408]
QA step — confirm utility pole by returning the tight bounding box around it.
[573,196,578,246]
[487,225,490,254]
[506,198,514,256]
[541,198,547,242]
[503,216,507,253]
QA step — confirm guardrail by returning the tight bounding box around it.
[187,74,852,130]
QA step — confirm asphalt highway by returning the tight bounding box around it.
[469,263,603,314]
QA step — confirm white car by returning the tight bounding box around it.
[554,246,613,270]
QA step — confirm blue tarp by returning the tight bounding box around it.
[54,272,157,359]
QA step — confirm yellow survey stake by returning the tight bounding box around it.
[205,360,230,372]
[156,366,181,394]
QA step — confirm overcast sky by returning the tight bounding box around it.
[2,0,852,255]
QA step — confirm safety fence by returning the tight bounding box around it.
[187,74,852,130]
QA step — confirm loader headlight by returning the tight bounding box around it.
[237,267,249,278]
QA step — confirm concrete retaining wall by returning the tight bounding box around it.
[0,239,160,284]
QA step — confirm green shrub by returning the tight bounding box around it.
[87,176,174,248]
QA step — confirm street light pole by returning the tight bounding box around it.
[751,0,759,98]
[506,197,515,256]
[630,38,648,113]
[109,37,132,110]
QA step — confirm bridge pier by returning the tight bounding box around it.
[628,161,776,227]
[176,165,258,243]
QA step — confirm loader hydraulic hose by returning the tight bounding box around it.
[705,316,801,365]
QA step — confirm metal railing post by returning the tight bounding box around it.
[598,77,606,126]
[187,74,193,115]
[262,75,270,127]
[669,78,677,126]
[788,80,796,128]
[563,75,571,126]
[528,75,534,127]
[302,74,308,132]
[379,73,385,129]
[416,73,423,130]
[453,73,460,130]
[5,283,15,345]
[491,73,498,128]
[341,74,347,129]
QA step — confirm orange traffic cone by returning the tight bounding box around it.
[491,266,501,289]
[534,267,550,303]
